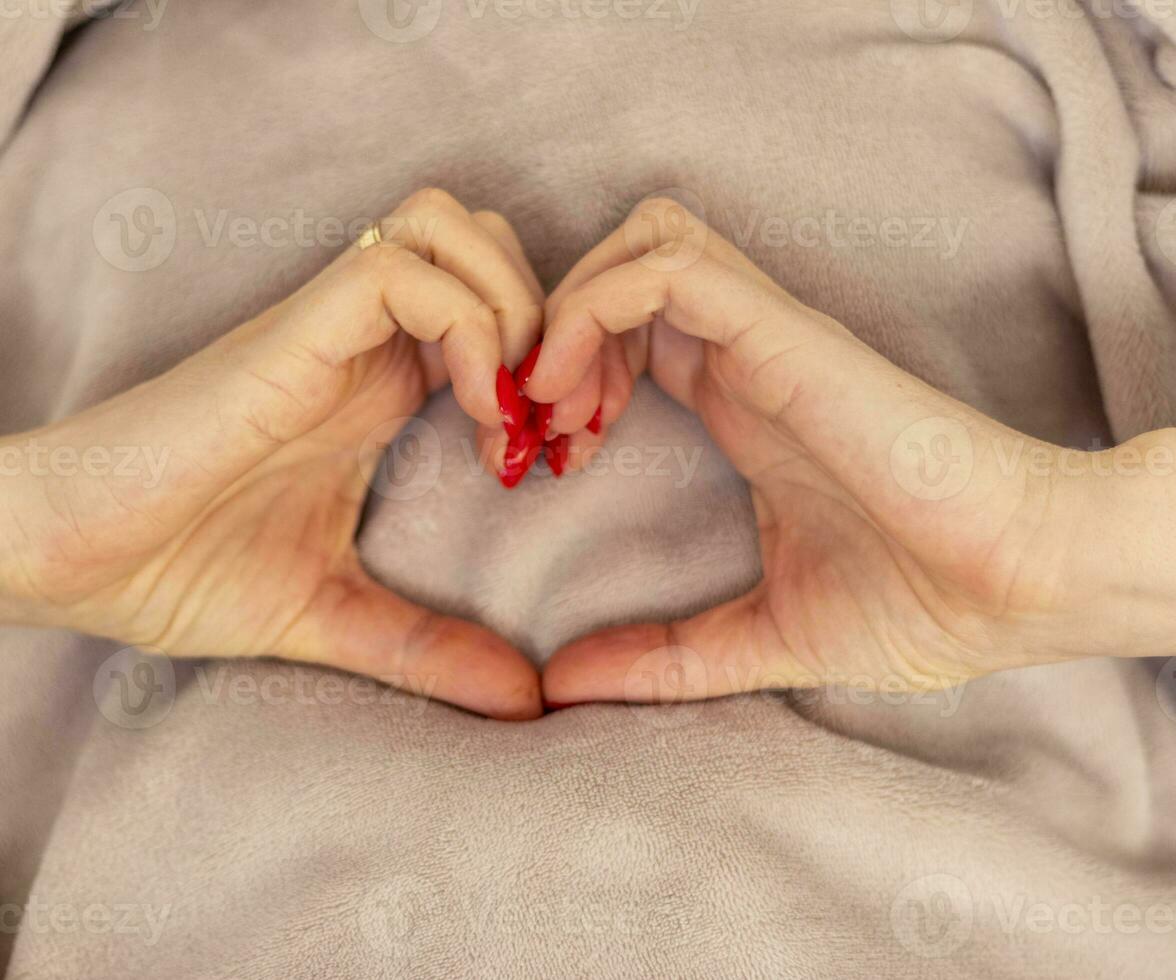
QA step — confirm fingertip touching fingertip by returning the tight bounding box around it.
[513,341,542,388]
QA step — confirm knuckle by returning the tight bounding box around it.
[403,186,461,214]
[461,299,498,334]
[582,303,611,337]
[635,196,679,218]
[472,209,510,230]
[512,300,543,331]
[631,196,693,232]
[543,295,566,329]
[359,238,412,278]
[363,237,409,264]
[556,284,587,316]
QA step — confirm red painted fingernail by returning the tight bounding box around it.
[499,417,543,488]
[543,433,570,478]
[496,362,533,432]
[497,365,522,432]
[499,466,526,490]
[514,342,542,389]
[543,700,584,712]
[497,364,530,437]
[504,421,542,466]
[586,403,603,435]
[534,402,553,439]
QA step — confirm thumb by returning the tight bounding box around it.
[542,588,817,706]
[281,563,543,721]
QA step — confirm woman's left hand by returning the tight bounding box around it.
[529,200,1176,706]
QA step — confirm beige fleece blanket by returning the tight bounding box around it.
[2,1,1176,976]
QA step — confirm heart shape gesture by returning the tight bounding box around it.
[0,192,1170,720]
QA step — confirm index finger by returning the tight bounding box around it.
[527,250,789,405]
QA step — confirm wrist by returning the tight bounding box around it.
[0,425,91,631]
[1055,429,1176,659]
[0,432,50,626]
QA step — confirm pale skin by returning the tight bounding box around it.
[0,189,546,721]
[533,199,1176,704]
[2,192,1174,719]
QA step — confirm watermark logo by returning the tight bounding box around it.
[890,0,974,42]
[93,646,176,730]
[622,644,707,728]
[358,0,445,42]
[891,874,1174,956]
[93,197,441,268]
[361,416,445,501]
[93,188,177,273]
[890,416,974,501]
[626,189,709,273]
[890,873,974,959]
[893,0,1174,41]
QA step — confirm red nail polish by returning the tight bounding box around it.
[497,364,531,437]
[543,433,570,477]
[514,342,542,389]
[504,421,542,466]
[499,466,526,489]
[534,402,553,439]
[499,417,543,488]
[586,404,602,435]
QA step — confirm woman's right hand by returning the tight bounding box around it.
[0,189,546,720]
[530,199,1176,707]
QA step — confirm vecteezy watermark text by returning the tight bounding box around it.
[357,0,702,43]
[0,440,170,489]
[193,663,440,714]
[93,186,441,273]
[890,0,1176,45]
[0,0,169,30]
[891,873,1175,960]
[192,210,438,252]
[725,208,971,261]
[0,901,171,948]
[460,439,705,487]
[464,0,702,27]
[891,418,1176,503]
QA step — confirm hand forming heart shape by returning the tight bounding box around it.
[0,190,1168,721]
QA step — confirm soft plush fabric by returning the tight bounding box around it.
[2,0,1176,976]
